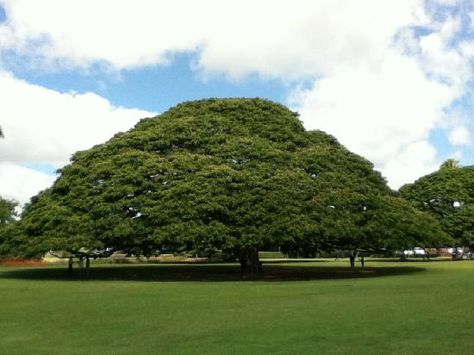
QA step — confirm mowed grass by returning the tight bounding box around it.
[0,260,473,354]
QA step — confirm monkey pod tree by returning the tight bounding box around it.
[400,162,474,257]
[4,99,445,273]
[310,189,449,267]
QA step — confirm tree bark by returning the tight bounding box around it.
[239,248,263,274]
[68,257,73,277]
[349,255,355,271]
[349,250,358,271]
[85,256,90,279]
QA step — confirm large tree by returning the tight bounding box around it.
[400,161,473,254]
[4,99,446,271]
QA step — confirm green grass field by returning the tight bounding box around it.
[0,259,473,354]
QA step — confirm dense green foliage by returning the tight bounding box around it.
[0,197,17,226]
[2,99,446,264]
[0,198,18,255]
[400,163,474,248]
[1,261,474,354]
[311,191,447,255]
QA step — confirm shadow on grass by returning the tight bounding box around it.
[259,259,329,264]
[0,263,425,282]
[367,258,455,263]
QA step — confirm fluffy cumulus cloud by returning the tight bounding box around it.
[0,163,55,206]
[0,72,153,166]
[0,0,473,200]
[382,141,438,188]
[289,8,474,187]
[0,72,154,205]
[289,2,474,188]
[0,0,423,78]
[290,52,454,187]
[449,127,471,146]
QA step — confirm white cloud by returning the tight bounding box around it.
[195,0,425,80]
[290,51,457,188]
[382,141,439,188]
[289,4,474,188]
[0,71,154,205]
[436,0,459,5]
[0,0,472,193]
[417,16,473,89]
[0,0,423,78]
[451,150,464,161]
[0,72,153,166]
[449,127,471,145]
[0,162,56,205]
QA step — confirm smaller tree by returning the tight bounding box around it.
[400,162,473,257]
[440,158,460,170]
[0,197,17,226]
[0,197,19,257]
[309,190,449,268]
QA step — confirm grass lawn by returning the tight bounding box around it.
[0,259,473,354]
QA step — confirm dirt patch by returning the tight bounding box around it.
[0,259,47,267]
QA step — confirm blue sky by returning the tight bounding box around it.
[0,0,472,205]
[13,53,289,114]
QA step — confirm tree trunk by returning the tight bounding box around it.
[239,248,263,274]
[349,250,359,271]
[349,255,355,271]
[68,257,73,277]
[85,256,90,279]
[360,256,365,269]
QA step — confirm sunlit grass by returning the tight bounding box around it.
[0,260,472,354]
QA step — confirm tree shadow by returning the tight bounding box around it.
[260,259,330,264]
[368,258,455,263]
[0,263,424,282]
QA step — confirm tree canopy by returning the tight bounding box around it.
[2,99,447,270]
[400,161,473,249]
